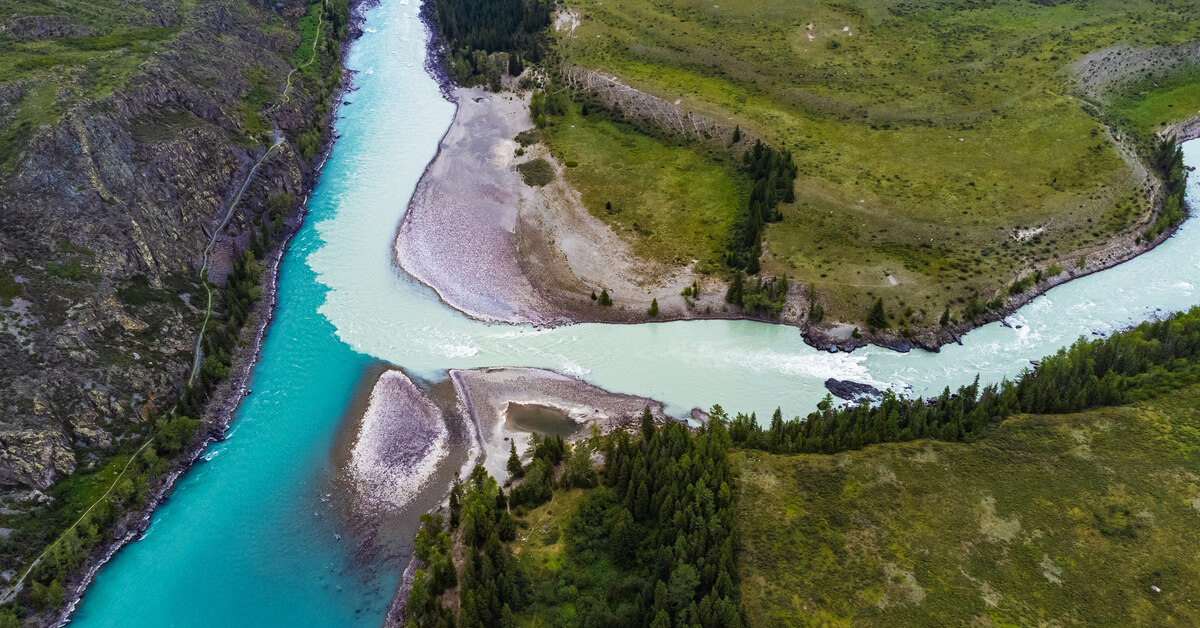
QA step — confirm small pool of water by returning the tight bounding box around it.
[505,403,581,438]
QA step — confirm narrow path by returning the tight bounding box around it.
[190,0,325,384]
[279,1,327,105]
[0,440,154,605]
[188,135,284,387]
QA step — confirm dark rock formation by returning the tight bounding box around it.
[824,378,883,403]
[0,0,326,488]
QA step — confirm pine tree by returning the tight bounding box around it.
[746,242,762,275]
[608,507,638,567]
[641,406,655,442]
[725,272,744,304]
[867,297,888,330]
[506,440,524,478]
[648,298,659,317]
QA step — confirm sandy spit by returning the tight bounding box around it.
[349,370,449,513]
[394,87,807,329]
[450,366,672,481]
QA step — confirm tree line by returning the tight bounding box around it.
[570,412,746,627]
[727,140,796,274]
[725,305,1200,455]
[406,411,747,627]
[1144,135,1187,241]
[432,0,551,84]
[720,141,797,320]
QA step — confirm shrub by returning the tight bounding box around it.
[866,298,887,330]
[0,271,20,306]
[517,158,554,186]
[47,259,86,281]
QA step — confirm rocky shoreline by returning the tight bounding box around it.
[38,1,375,623]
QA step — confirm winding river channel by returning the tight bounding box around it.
[68,0,1200,625]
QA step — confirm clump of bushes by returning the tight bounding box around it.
[516,158,554,186]
[0,271,21,306]
[726,272,788,317]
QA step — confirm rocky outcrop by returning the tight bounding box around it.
[0,0,323,489]
[561,65,754,149]
[0,16,96,39]
[1072,42,1200,101]
[824,378,882,404]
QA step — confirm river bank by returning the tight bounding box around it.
[393,77,1196,355]
[395,87,807,328]
[41,2,373,623]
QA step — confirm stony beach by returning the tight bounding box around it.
[393,87,801,329]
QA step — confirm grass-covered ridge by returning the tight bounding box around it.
[0,0,188,170]
[554,0,1200,325]
[735,383,1200,626]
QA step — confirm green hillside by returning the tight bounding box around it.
[735,385,1200,626]
[555,0,1200,324]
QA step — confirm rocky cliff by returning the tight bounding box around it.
[0,0,327,489]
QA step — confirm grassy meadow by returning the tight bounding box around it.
[1111,66,1200,139]
[543,101,749,270]
[734,384,1200,626]
[553,0,1200,324]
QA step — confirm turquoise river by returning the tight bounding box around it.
[69,0,1200,625]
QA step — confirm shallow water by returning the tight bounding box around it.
[70,0,1200,624]
[505,403,580,438]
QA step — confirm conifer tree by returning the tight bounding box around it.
[506,440,524,478]
[867,297,888,330]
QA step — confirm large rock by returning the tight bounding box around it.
[824,378,883,403]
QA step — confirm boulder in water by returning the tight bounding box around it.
[824,378,883,403]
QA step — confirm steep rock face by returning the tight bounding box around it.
[0,0,321,488]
